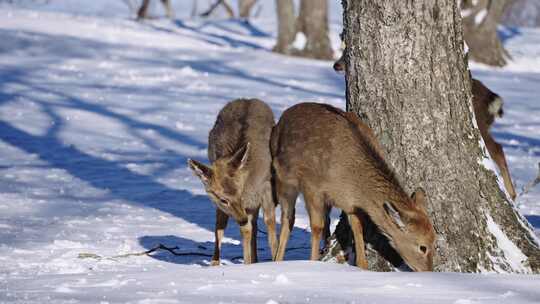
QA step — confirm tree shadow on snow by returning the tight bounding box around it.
[139,223,312,265]
[525,215,540,229]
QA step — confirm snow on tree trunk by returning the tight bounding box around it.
[341,0,540,273]
[462,0,511,67]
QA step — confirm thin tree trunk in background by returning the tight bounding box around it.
[340,0,540,273]
[273,0,296,55]
[296,0,333,60]
[502,0,540,27]
[462,0,512,67]
[200,0,235,18]
[239,0,257,19]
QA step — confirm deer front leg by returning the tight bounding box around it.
[493,142,517,200]
[211,208,229,266]
[239,215,253,264]
[348,212,368,269]
[250,209,259,263]
[485,136,517,200]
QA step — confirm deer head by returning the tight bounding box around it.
[381,188,436,271]
[188,143,252,226]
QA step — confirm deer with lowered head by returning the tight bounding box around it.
[188,99,277,265]
[271,102,436,271]
[334,53,516,200]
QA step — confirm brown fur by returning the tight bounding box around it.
[188,99,277,265]
[271,103,436,271]
[472,79,516,200]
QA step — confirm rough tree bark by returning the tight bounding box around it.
[461,0,512,67]
[273,0,333,60]
[337,0,540,273]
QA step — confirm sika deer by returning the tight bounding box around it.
[271,103,436,271]
[333,53,516,200]
[188,99,277,265]
[472,79,516,200]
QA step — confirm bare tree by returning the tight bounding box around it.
[273,0,333,60]
[137,0,174,20]
[503,0,540,27]
[239,0,258,19]
[200,0,235,18]
[273,0,297,55]
[461,0,513,67]
[334,0,540,273]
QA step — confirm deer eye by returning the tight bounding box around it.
[219,198,230,206]
[419,245,427,254]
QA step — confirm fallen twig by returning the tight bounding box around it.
[78,243,213,261]
[78,243,311,263]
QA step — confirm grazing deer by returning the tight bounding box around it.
[472,79,516,200]
[333,53,516,200]
[188,99,277,265]
[271,103,436,271]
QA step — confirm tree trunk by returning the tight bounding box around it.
[273,0,297,55]
[462,0,512,67]
[503,0,540,27]
[338,0,540,273]
[239,0,257,19]
[295,0,333,60]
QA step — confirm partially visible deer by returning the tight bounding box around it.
[271,103,436,271]
[188,99,277,265]
[333,53,517,200]
[472,79,516,199]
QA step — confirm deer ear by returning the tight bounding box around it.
[229,142,250,170]
[384,201,406,230]
[187,159,213,186]
[411,187,427,209]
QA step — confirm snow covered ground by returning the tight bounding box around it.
[0,2,539,303]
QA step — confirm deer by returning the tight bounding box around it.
[471,78,517,200]
[333,53,517,200]
[188,99,277,265]
[270,102,436,271]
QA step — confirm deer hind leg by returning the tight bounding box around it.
[348,211,368,269]
[486,136,517,200]
[261,181,278,260]
[274,177,298,261]
[303,190,326,261]
[211,208,229,266]
[248,208,259,263]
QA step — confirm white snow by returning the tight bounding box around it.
[485,214,530,273]
[475,9,488,25]
[0,1,539,303]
